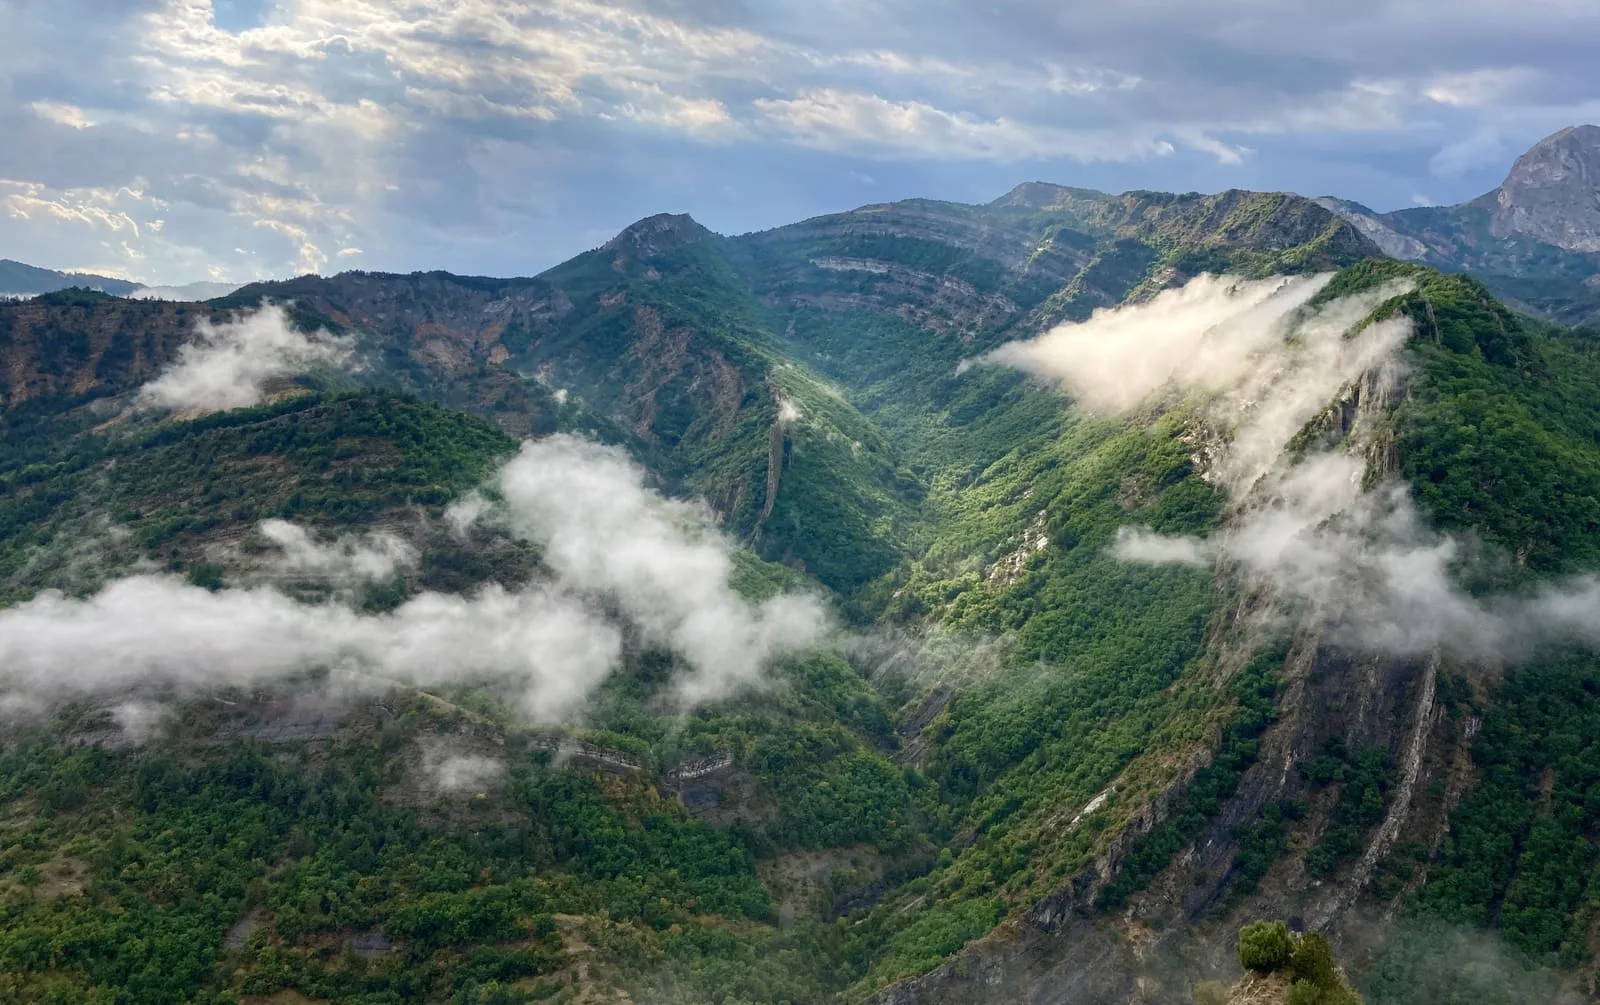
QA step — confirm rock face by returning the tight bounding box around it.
[1490,125,1600,252]
[1311,198,1432,260]
[1315,125,1600,326]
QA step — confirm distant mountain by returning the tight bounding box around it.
[128,280,242,301]
[1318,125,1600,326]
[0,258,141,298]
[0,258,243,301]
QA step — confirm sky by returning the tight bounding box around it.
[1,0,1598,286]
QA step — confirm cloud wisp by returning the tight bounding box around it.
[0,435,830,720]
[979,272,1415,493]
[137,304,351,414]
[256,520,418,588]
[456,435,832,707]
[985,270,1600,663]
[1116,453,1600,662]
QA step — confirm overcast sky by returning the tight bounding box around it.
[2,0,1597,285]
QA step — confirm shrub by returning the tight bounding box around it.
[1237,920,1294,972]
[1290,932,1339,988]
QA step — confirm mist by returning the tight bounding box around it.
[980,271,1415,495]
[0,435,830,721]
[986,270,1600,664]
[455,435,832,707]
[420,741,506,794]
[256,519,417,587]
[138,303,350,414]
[1120,454,1600,661]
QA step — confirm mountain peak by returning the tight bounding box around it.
[1490,124,1600,252]
[990,181,1111,211]
[602,212,713,258]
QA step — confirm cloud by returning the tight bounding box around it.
[1125,455,1600,662]
[991,269,1600,664]
[752,89,1177,163]
[0,433,829,720]
[256,519,418,587]
[137,303,351,413]
[458,435,832,706]
[1112,527,1212,568]
[10,0,1596,283]
[421,743,506,793]
[0,575,624,721]
[979,271,1414,494]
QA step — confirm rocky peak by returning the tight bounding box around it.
[989,181,1112,213]
[1489,124,1600,252]
[602,213,713,259]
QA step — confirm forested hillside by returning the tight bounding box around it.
[1,186,1599,1005]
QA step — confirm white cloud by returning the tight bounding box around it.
[980,272,1416,493]
[256,520,418,587]
[31,101,95,129]
[421,744,506,793]
[0,575,624,722]
[0,432,830,720]
[138,303,352,413]
[992,269,1600,664]
[753,89,1176,163]
[461,435,832,706]
[3,0,1598,280]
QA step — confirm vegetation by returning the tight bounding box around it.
[1237,923,1361,1005]
[4,198,1600,1004]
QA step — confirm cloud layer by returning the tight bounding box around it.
[138,304,350,413]
[0,435,829,720]
[3,0,1596,284]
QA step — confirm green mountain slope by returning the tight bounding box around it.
[221,221,922,595]
[3,186,1600,1005]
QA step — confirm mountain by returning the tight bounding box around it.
[0,258,245,302]
[1318,125,1600,327]
[1490,124,1600,252]
[129,281,243,301]
[1,188,1599,1005]
[0,258,142,298]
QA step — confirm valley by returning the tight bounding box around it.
[2,137,1600,1005]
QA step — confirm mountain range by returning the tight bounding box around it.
[0,258,240,301]
[1,131,1600,1005]
[1318,125,1600,327]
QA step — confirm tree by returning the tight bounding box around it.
[1237,920,1294,972]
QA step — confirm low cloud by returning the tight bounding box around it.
[457,435,832,707]
[138,303,350,414]
[1123,455,1600,662]
[0,434,829,721]
[421,742,506,794]
[979,271,1415,494]
[1112,527,1213,568]
[997,271,1600,664]
[257,519,417,587]
[0,576,622,722]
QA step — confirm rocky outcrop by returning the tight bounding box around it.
[1490,125,1600,252]
[602,213,714,260]
[1312,199,1432,260]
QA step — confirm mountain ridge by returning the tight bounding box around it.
[1317,124,1600,326]
[0,175,1598,1005]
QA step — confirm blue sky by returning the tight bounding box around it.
[2,0,1598,285]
